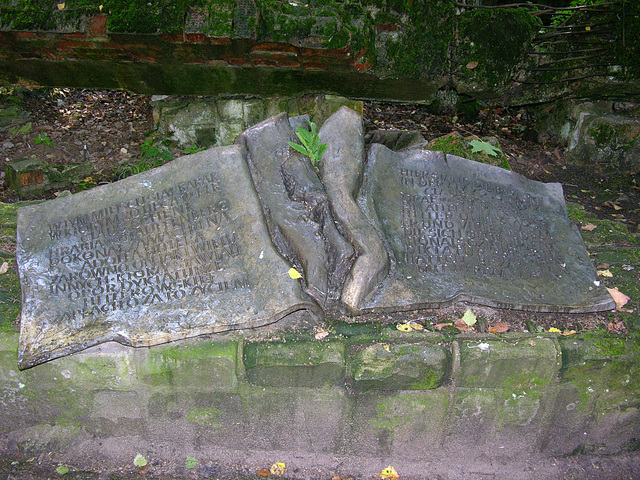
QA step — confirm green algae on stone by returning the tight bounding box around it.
[351,343,449,391]
[141,340,239,390]
[243,341,345,387]
[457,7,536,91]
[186,405,223,427]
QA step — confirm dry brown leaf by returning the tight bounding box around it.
[489,322,509,334]
[528,340,536,347]
[256,469,271,477]
[466,61,478,69]
[581,223,597,231]
[607,287,631,310]
[314,328,329,340]
[0,262,8,275]
[434,322,453,331]
[597,269,613,277]
[603,200,622,210]
[454,318,473,333]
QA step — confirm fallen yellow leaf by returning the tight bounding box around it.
[288,268,302,279]
[396,322,412,332]
[380,465,399,480]
[409,321,424,331]
[0,262,9,275]
[562,330,577,336]
[547,327,562,333]
[57,2,65,10]
[597,269,613,277]
[270,462,285,476]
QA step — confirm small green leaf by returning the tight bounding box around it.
[462,309,477,327]
[288,142,309,156]
[56,465,69,475]
[133,454,148,467]
[185,456,197,469]
[469,139,501,157]
[317,143,327,159]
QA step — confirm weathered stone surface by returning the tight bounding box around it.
[351,343,449,391]
[357,146,615,313]
[236,112,354,308]
[153,95,364,149]
[567,111,640,175]
[16,145,318,369]
[456,338,561,389]
[243,341,345,387]
[318,107,389,312]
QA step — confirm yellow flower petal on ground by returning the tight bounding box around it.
[288,268,302,279]
[380,465,399,480]
[270,462,286,476]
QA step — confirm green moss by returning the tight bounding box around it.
[589,123,616,144]
[186,405,222,427]
[458,8,536,87]
[409,369,441,390]
[382,1,455,77]
[501,373,549,402]
[425,132,509,169]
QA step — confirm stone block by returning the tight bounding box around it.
[560,336,637,368]
[243,341,345,387]
[344,390,450,458]
[456,337,561,389]
[350,343,449,391]
[4,157,46,195]
[567,111,640,174]
[5,157,93,196]
[138,339,239,391]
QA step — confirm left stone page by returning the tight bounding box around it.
[17,145,318,369]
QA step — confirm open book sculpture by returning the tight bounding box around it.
[16,107,614,368]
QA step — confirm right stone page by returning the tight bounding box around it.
[356,144,615,313]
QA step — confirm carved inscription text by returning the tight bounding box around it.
[46,174,249,321]
[399,168,565,278]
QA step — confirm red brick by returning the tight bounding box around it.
[300,46,349,58]
[62,33,87,40]
[253,57,278,67]
[87,14,108,39]
[160,33,183,43]
[16,31,38,39]
[184,33,207,43]
[303,62,328,70]
[225,56,253,67]
[207,37,233,46]
[377,23,398,31]
[274,56,301,68]
[18,171,44,187]
[251,42,298,55]
[354,61,371,72]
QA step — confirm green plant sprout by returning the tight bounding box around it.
[115,137,174,179]
[34,131,54,156]
[288,120,327,170]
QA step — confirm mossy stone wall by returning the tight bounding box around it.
[0,1,637,103]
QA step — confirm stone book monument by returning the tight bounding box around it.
[16,107,614,369]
